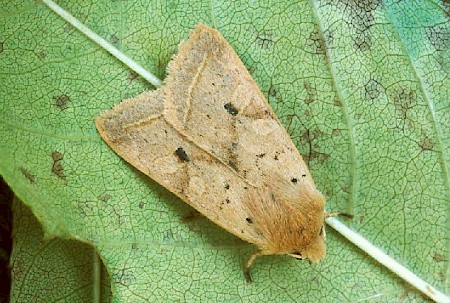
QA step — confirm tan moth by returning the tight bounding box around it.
[96,24,347,282]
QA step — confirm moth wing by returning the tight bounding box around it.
[164,24,321,202]
[96,89,268,247]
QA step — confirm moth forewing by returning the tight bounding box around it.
[96,24,329,282]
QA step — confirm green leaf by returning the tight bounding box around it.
[1,0,449,302]
[10,197,112,302]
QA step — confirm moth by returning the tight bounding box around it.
[96,24,347,282]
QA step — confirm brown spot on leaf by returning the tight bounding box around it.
[301,129,328,165]
[332,129,342,137]
[51,151,66,181]
[20,167,35,183]
[425,25,449,51]
[391,85,417,120]
[327,0,382,51]
[365,78,384,100]
[111,34,120,44]
[307,29,326,55]
[433,253,446,262]
[306,150,329,165]
[268,85,284,103]
[53,94,71,110]
[419,137,434,151]
[0,42,3,53]
[256,31,274,49]
[37,50,47,60]
[127,71,139,81]
[98,194,111,202]
[303,81,316,104]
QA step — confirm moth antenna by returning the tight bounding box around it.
[244,251,269,283]
[325,212,353,219]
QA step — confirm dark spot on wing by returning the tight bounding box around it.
[291,178,298,184]
[175,147,190,162]
[224,102,238,116]
[246,217,253,224]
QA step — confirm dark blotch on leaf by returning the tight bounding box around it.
[425,25,449,51]
[224,102,238,116]
[51,151,66,181]
[20,167,35,183]
[256,31,274,49]
[98,194,111,202]
[419,137,434,151]
[307,29,326,55]
[303,81,316,104]
[330,0,381,51]
[127,71,139,81]
[53,94,71,110]
[110,34,120,44]
[365,78,384,100]
[175,147,190,162]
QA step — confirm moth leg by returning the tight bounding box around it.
[244,250,269,283]
[325,212,353,219]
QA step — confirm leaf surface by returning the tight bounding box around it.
[1,1,449,301]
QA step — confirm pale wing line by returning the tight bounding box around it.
[184,53,209,124]
[42,1,450,301]
[327,218,450,303]
[124,114,163,130]
[41,0,163,88]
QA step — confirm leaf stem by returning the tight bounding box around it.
[41,0,163,88]
[326,218,450,303]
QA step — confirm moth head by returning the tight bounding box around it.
[288,224,327,263]
[286,213,352,263]
[285,211,328,263]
